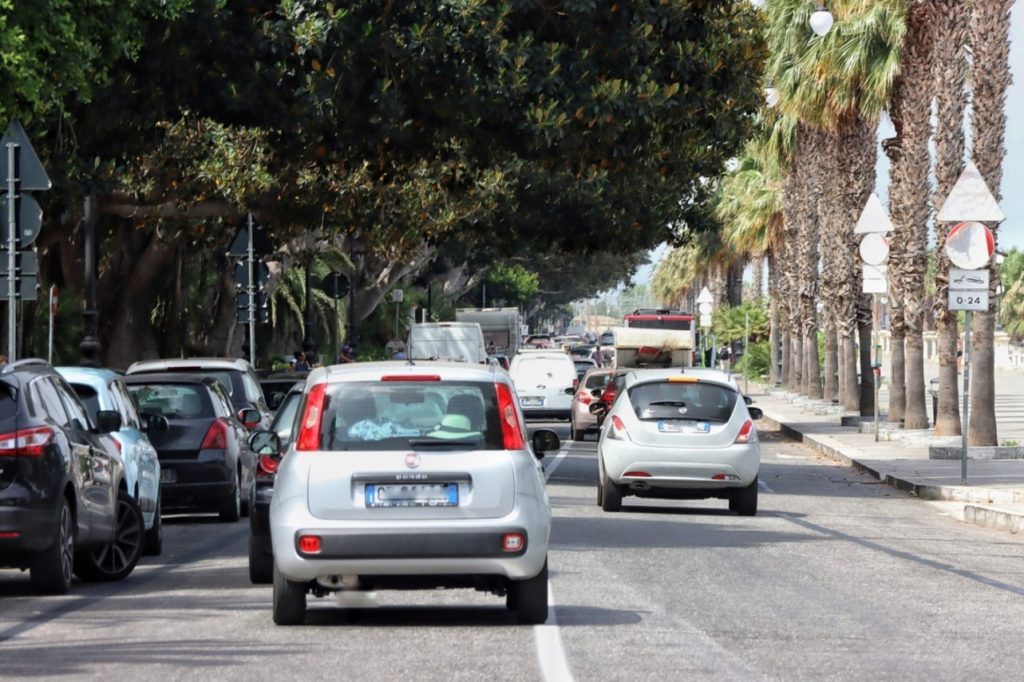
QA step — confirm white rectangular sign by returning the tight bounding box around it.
[391,289,404,303]
[949,290,990,311]
[949,269,989,291]
[699,314,712,328]
[862,264,887,294]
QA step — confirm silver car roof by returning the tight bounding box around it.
[307,360,510,385]
[126,357,253,373]
[623,368,739,391]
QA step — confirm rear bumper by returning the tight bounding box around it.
[522,408,571,420]
[602,440,760,489]
[159,452,234,507]
[270,495,549,583]
[0,503,59,561]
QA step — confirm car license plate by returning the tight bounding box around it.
[160,468,176,483]
[658,420,710,433]
[520,397,544,407]
[365,483,459,508]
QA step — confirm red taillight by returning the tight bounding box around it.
[200,418,230,450]
[0,426,55,457]
[712,473,727,480]
[381,375,440,382]
[603,388,618,404]
[612,416,625,431]
[608,415,629,441]
[623,471,650,478]
[258,454,279,475]
[0,531,20,539]
[112,439,123,453]
[573,378,579,390]
[298,535,321,554]
[735,419,754,444]
[576,391,592,405]
[502,533,525,552]
[296,382,327,451]
[495,383,526,450]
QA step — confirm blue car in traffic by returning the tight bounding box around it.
[57,367,164,555]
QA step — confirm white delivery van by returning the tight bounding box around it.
[509,350,577,420]
[408,322,488,364]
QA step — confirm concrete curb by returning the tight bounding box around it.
[963,504,1024,534]
[761,413,1024,506]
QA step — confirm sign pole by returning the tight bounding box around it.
[6,142,17,362]
[962,312,972,485]
[873,293,880,442]
[47,285,57,364]
[247,212,256,367]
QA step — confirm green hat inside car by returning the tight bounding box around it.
[427,414,480,440]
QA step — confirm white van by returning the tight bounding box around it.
[509,350,577,420]
[408,322,487,364]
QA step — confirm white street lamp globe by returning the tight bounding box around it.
[809,7,834,37]
[764,86,780,108]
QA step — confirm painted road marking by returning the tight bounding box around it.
[544,448,569,482]
[758,479,775,493]
[534,584,574,682]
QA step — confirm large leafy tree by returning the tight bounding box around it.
[24,0,765,365]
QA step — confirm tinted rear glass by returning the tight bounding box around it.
[165,369,243,402]
[584,373,612,390]
[71,384,101,423]
[0,384,17,421]
[513,357,573,378]
[319,381,503,451]
[271,391,302,439]
[127,384,214,419]
[628,381,737,422]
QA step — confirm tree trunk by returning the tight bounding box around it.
[932,0,969,436]
[888,331,906,423]
[750,254,765,300]
[823,313,838,403]
[966,0,1012,446]
[780,328,791,388]
[768,253,780,386]
[837,336,847,406]
[791,331,802,392]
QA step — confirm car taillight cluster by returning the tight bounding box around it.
[576,391,592,405]
[296,382,327,451]
[258,454,280,476]
[735,419,755,444]
[607,415,629,441]
[494,383,526,450]
[200,418,230,450]
[0,426,55,457]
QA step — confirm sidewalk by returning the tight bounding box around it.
[752,384,1024,536]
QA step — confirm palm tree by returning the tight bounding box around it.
[931,0,969,436]
[269,248,351,357]
[886,0,934,430]
[967,0,1013,446]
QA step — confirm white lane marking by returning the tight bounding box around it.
[758,479,775,493]
[534,584,574,682]
[544,448,569,481]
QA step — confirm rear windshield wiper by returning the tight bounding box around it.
[408,438,481,449]
[647,400,688,407]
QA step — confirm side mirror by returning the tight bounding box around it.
[267,392,286,410]
[238,408,262,430]
[590,388,604,398]
[248,429,282,455]
[748,407,764,420]
[95,410,123,434]
[141,413,169,434]
[743,395,753,406]
[531,429,560,459]
[563,387,575,395]
[589,402,608,417]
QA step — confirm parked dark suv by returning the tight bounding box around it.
[0,359,143,594]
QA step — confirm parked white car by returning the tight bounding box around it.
[595,368,763,515]
[508,350,577,420]
[269,361,561,625]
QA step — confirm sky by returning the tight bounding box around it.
[636,2,1024,286]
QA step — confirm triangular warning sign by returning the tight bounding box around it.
[854,193,894,234]
[0,119,51,191]
[936,161,1004,222]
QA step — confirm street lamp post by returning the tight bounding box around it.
[79,190,101,367]
[302,260,316,361]
[809,4,835,37]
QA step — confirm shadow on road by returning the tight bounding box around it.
[550,515,818,550]
[301,602,644,627]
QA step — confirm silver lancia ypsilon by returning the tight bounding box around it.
[269,361,560,625]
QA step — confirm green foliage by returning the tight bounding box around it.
[711,300,769,345]
[735,340,771,380]
[485,264,539,307]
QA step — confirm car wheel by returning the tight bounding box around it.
[730,477,758,516]
[219,472,242,522]
[601,473,622,513]
[572,422,584,442]
[143,495,163,557]
[249,534,273,585]
[30,497,74,595]
[75,490,144,582]
[272,562,307,625]
[507,559,548,625]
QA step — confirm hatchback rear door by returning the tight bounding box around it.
[621,378,743,448]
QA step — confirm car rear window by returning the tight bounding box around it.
[318,381,503,451]
[70,384,101,423]
[628,381,737,423]
[0,384,18,421]
[127,383,214,419]
[584,373,612,390]
[514,357,573,378]
[163,368,243,402]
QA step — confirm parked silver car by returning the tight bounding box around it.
[269,361,561,625]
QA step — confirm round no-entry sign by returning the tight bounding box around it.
[859,233,889,266]
[945,221,994,270]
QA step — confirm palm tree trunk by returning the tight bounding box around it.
[837,337,846,405]
[932,0,969,436]
[768,252,780,386]
[889,0,935,430]
[750,254,765,300]
[967,0,1012,446]
[823,313,838,403]
[888,331,906,423]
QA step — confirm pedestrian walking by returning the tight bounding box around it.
[718,344,731,372]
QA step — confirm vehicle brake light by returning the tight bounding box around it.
[576,392,592,405]
[494,383,526,450]
[200,418,230,450]
[0,531,20,539]
[381,375,441,382]
[735,419,754,444]
[623,471,650,478]
[258,454,279,475]
[502,533,525,552]
[608,415,629,441]
[297,383,327,451]
[298,535,322,554]
[0,426,55,457]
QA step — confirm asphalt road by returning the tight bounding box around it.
[2,427,1023,681]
